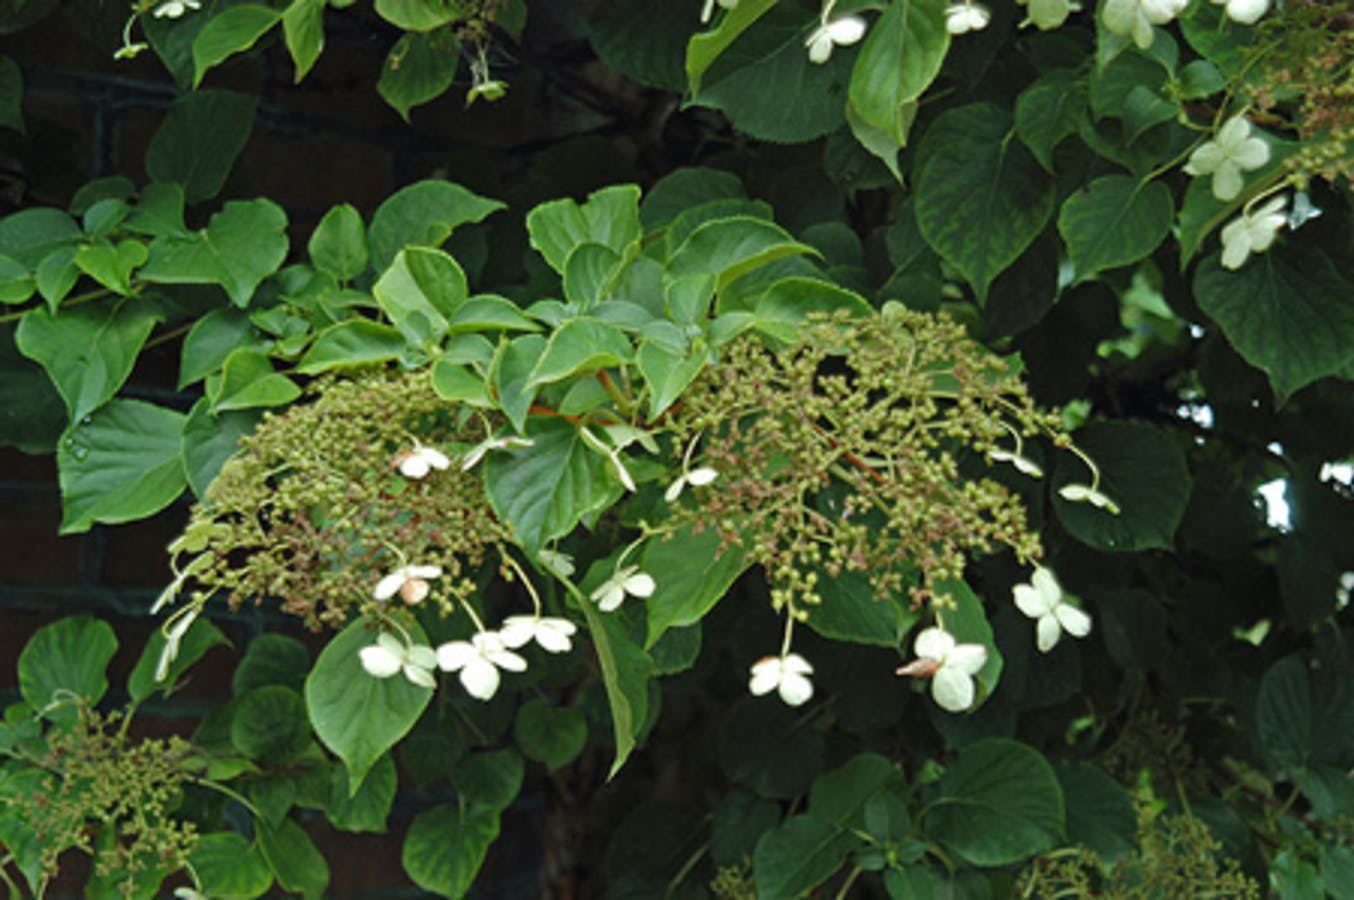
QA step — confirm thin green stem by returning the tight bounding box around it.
[0,285,113,323]
[833,866,862,900]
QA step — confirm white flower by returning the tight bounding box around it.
[579,428,637,492]
[359,633,439,688]
[590,565,657,612]
[1013,566,1092,653]
[173,890,207,900]
[990,449,1043,478]
[436,632,527,700]
[460,435,533,471]
[748,653,815,706]
[1287,191,1323,231]
[374,564,443,605]
[154,608,198,683]
[153,0,201,18]
[664,466,719,502]
[1210,0,1268,25]
[700,0,739,23]
[1102,0,1188,49]
[499,615,577,654]
[897,627,988,712]
[1184,117,1270,201]
[538,548,576,578]
[1219,195,1288,270]
[1058,483,1121,514]
[946,2,991,34]
[805,15,867,64]
[394,443,451,479]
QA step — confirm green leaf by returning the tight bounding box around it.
[578,594,653,778]
[305,618,434,791]
[483,415,616,557]
[449,294,539,333]
[190,832,273,900]
[73,238,147,296]
[685,0,776,96]
[144,89,257,203]
[753,814,858,899]
[0,54,22,133]
[526,317,632,387]
[754,276,872,342]
[373,246,468,346]
[125,181,189,239]
[489,333,545,432]
[452,748,524,811]
[526,184,642,275]
[367,180,504,272]
[232,685,310,761]
[296,319,407,374]
[667,216,819,294]
[57,399,188,533]
[915,103,1054,302]
[640,166,746,230]
[0,253,31,303]
[636,341,706,421]
[430,359,491,406]
[307,203,367,280]
[514,692,584,763]
[1252,655,1354,780]
[377,28,460,120]
[803,569,917,648]
[562,243,623,308]
[210,347,302,412]
[0,207,81,269]
[847,0,948,147]
[1057,764,1136,861]
[402,804,500,898]
[180,307,264,387]
[140,198,289,307]
[1321,846,1354,899]
[808,753,906,828]
[1058,175,1173,280]
[34,246,78,310]
[0,321,64,453]
[233,633,310,696]
[375,0,465,31]
[257,817,329,898]
[1051,420,1191,552]
[127,618,229,702]
[282,0,325,81]
[937,577,1004,706]
[327,752,396,832]
[643,525,749,648]
[18,616,117,723]
[14,300,158,423]
[924,738,1064,866]
[192,5,283,87]
[1194,246,1354,404]
[590,0,695,92]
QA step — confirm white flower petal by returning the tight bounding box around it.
[1014,583,1053,618]
[913,626,955,661]
[406,644,437,670]
[947,643,988,675]
[779,671,814,706]
[535,618,576,653]
[1032,567,1061,604]
[595,584,625,612]
[155,640,177,682]
[664,476,687,502]
[360,644,403,678]
[539,549,575,578]
[498,616,536,649]
[374,573,405,600]
[399,454,432,479]
[1036,614,1063,653]
[485,647,528,672]
[687,467,718,486]
[460,658,501,700]
[781,653,813,676]
[624,572,656,598]
[825,15,867,44]
[1055,603,1092,638]
[932,667,975,712]
[403,663,438,689]
[407,565,443,580]
[806,29,834,63]
[435,640,477,671]
[1212,162,1243,202]
[749,657,781,695]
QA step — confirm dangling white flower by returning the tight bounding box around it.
[1219,194,1288,270]
[579,428,637,492]
[945,2,991,34]
[499,615,577,654]
[460,435,534,471]
[1058,483,1121,514]
[1210,0,1268,26]
[538,548,576,578]
[590,565,657,612]
[896,627,988,712]
[990,448,1043,478]
[154,608,199,683]
[173,889,207,900]
[1287,191,1323,231]
[394,442,451,479]
[748,653,815,706]
[700,0,739,23]
[153,0,202,18]
[436,632,527,700]
[1013,566,1092,653]
[1102,0,1188,50]
[664,466,719,502]
[374,564,443,605]
[805,14,867,64]
[1183,116,1271,201]
[359,632,438,688]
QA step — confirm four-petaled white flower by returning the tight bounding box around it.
[1184,116,1270,201]
[990,448,1043,478]
[897,627,988,712]
[1210,0,1268,26]
[1102,0,1188,50]
[499,615,577,654]
[153,0,202,18]
[374,564,443,605]
[436,632,527,700]
[155,608,199,682]
[538,548,576,578]
[394,443,451,479]
[805,15,867,64]
[1013,567,1092,653]
[1058,483,1121,514]
[461,435,534,471]
[590,565,657,612]
[1219,194,1287,270]
[700,0,739,23]
[946,2,991,34]
[664,466,719,502]
[359,633,438,688]
[748,653,815,707]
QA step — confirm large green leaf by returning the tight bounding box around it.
[18,616,117,724]
[282,0,325,81]
[233,633,310,696]
[525,184,642,275]
[589,0,694,92]
[0,207,81,269]
[57,398,188,533]
[190,832,273,900]
[915,103,1054,302]
[483,416,616,557]
[373,247,468,346]
[14,300,158,423]
[578,593,653,777]
[257,817,329,898]
[140,198,289,307]
[144,89,257,203]
[192,5,283,87]
[514,699,587,771]
[807,753,906,828]
[643,524,749,647]
[374,0,464,31]
[639,166,746,230]
[924,738,1064,866]
[847,0,948,151]
[296,319,407,374]
[232,685,311,761]
[802,569,917,648]
[1254,655,1354,781]
[1051,420,1191,552]
[179,307,263,387]
[376,28,460,120]
[1193,246,1354,404]
[327,752,397,833]
[402,804,500,898]
[0,322,64,453]
[305,618,434,792]
[1014,71,1087,172]
[753,814,858,899]
[666,216,819,294]
[127,618,229,702]
[367,180,504,272]
[525,317,632,387]
[307,203,367,281]
[1057,175,1173,280]
[684,0,776,96]
[636,341,706,421]
[1057,764,1136,861]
